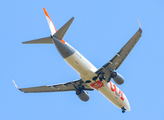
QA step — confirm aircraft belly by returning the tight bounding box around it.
[64,49,130,111]
[64,51,97,76]
[97,82,130,110]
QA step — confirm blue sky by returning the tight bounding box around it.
[1,0,164,119]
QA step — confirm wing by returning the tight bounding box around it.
[104,28,142,71]
[13,79,93,93]
[96,24,142,81]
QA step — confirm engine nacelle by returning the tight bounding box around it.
[111,72,124,85]
[76,90,90,102]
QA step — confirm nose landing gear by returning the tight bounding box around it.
[121,107,126,113]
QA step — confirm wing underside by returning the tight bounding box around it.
[17,79,93,93]
[104,28,142,71]
[95,26,142,82]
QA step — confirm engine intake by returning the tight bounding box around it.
[111,72,124,85]
[76,90,90,102]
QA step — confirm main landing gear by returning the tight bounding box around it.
[92,72,105,81]
[121,107,126,113]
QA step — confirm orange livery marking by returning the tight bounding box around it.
[43,7,57,32]
[59,39,65,44]
[119,89,124,101]
[110,81,124,101]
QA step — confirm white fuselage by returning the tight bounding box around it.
[64,42,130,111]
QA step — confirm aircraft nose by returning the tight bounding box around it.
[122,94,131,111]
[125,98,131,111]
[126,103,131,111]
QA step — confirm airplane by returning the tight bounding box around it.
[12,8,142,113]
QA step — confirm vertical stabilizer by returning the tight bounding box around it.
[43,8,57,35]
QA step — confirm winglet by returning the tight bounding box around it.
[137,19,142,33]
[43,7,57,35]
[12,79,19,89]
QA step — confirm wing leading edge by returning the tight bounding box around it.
[13,79,93,93]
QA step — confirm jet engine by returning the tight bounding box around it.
[76,90,90,102]
[111,72,124,85]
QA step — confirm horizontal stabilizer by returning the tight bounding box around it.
[54,17,74,40]
[22,37,53,44]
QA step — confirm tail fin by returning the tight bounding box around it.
[22,8,74,44]
[43,7,74,39]
[43,8,57,35]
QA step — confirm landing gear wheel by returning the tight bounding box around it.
[122,110,125,113]
[92,76,98,81]
[121,107,126,113]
